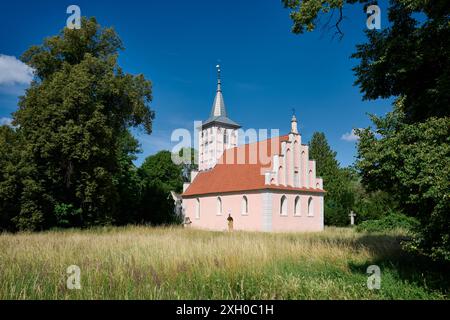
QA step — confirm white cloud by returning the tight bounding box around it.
[0,54,34,85]
[0,117,13,127]
[341,129,361,142]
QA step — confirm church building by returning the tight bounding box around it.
[181,66,325,232]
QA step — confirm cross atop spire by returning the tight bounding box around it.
[216,64,221,92]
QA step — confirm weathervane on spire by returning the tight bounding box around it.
[216,64,221,92]
[216,64,221,80]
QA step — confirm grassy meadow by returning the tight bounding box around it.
[0,226,448,300]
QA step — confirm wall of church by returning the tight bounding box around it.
[199,126,238,171]
[183,190,324,232]
[270,192,323,232]
[183,192,263,232]
[269,133,323,190]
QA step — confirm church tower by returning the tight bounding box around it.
[198,65,241,171]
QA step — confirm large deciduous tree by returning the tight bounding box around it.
[1,17,154,230]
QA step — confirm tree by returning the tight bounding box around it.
[309,132,354,226]
[114,131,144,225]
[137,151,184,224]
[356,107,449,261]
[1,17,154,230]
[283,0,450,122]
[0,126,22,231]
[283,0,450,260]
[178,147,199,182]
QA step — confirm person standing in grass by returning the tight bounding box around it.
[184,216,192,228]
[227,213,234,232]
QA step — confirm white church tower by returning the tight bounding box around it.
[198,65,241,171]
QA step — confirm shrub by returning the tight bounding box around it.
[356,213,420,233]
[54,203,82,228]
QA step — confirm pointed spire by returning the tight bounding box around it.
[202,64,241,129]
[291,110,298,134]
[210,64,227,118]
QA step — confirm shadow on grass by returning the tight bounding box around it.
[348,234,449,295]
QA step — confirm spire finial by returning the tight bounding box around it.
[291,109,298,134]
[216,64,221,92]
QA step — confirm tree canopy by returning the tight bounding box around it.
[309,132,353,226]
[0,17,155,230]
[284,0,450,260]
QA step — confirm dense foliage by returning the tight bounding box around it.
[356,212,420,233]
[0,18,184,231]
[284,0,450,260]
[136,151,185,225]
[357,108,450,261]
[309,132,400,226]
[309,132,354,226]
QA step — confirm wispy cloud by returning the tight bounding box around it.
[341,129,361,142]
[0,54,34,85]
[138,132,174,151]
[0,117,13,127]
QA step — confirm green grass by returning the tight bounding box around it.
[0,226,448,299]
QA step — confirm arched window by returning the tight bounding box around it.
[280,195,287,216]
[294,196,301,216]
[309,169,313,187]
[217,197,222,215]
[195,198,200,219]
[294,141,299,169]
[223,131,228,145]
[308,197,314,216]
[241,196,248,215]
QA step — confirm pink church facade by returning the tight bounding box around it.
[182,66,324,232]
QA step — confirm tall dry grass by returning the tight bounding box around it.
[0,226,447,299]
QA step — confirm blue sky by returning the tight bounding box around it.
[0,0,393,167]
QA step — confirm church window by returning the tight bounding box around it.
[280,195,287,216]
[195,198,200,219]
[217,197,222,215]
[294,196,301,216]
[241,196,248,215]
[308,197,313,216]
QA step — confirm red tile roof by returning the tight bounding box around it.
[182,135,325,197]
